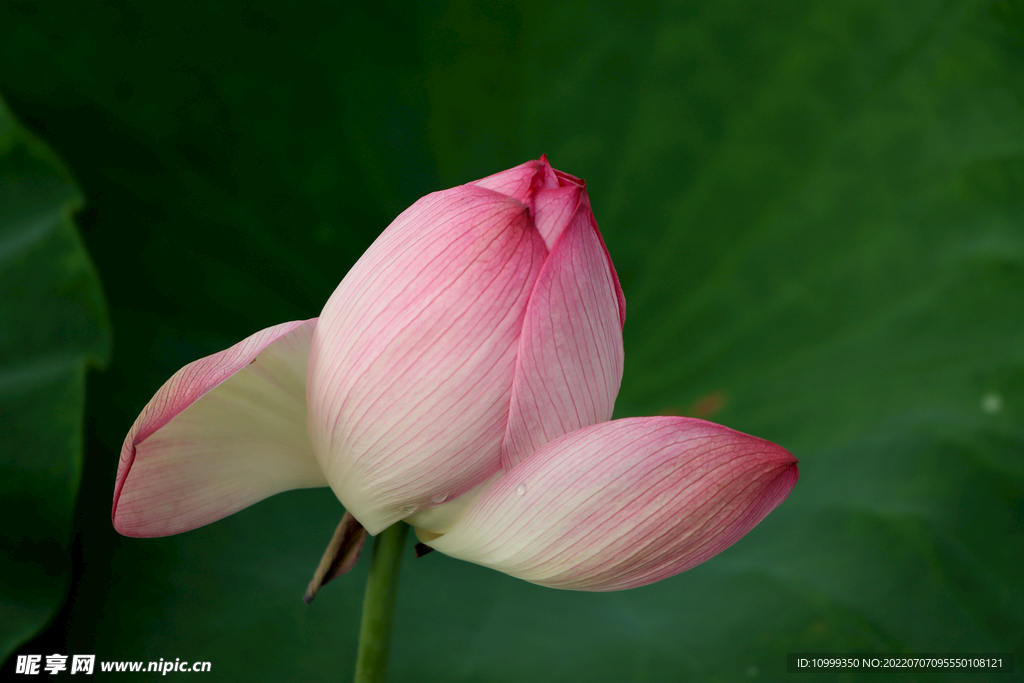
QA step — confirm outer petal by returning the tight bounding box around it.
[426,416,798,591]
[114,319,326,537]
[500,182,625,470]
[309,186,547,534]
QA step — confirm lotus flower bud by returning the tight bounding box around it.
[306,157,625,532]
[114,157,625,536]
[112,158,797,593]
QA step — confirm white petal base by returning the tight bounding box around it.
[114,319,327,537]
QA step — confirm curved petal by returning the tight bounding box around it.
[500,185,625,470]
[309,186,547,534]
[471,155,559,203]
[428,416,799,591]
[113,319,326,537]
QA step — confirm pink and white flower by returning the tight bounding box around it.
[112,157,797,591]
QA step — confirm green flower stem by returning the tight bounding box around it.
[354,522,409,683]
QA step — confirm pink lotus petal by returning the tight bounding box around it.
[500,186,625,470]
[113,319,325,537]
[308,186,547,534]
[531,184,582,249]
[427,416,798,591]
[471,156,560,202]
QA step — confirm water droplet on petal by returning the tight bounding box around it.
[430,492,448,504]
[515,483,527,496]
[401,505,416,514]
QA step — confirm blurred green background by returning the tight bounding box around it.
[1,0,1022,681]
